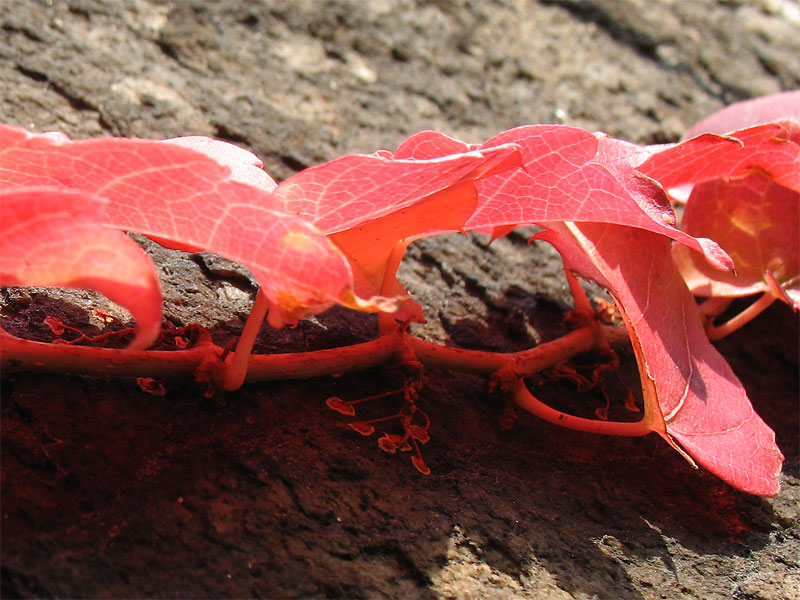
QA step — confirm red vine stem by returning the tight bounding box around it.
[377,238,412,334]
[1,321,647,437]
[218,288,270,390]
[408,324,629,376]
[0,328,221,378]
[509,377,652,436]
[705,292,777,340]
[0,323,628,383]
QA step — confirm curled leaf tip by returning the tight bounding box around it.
[766,271,800,311]
[339,288,402,315]
[693,237,735,271]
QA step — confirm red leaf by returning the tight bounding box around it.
[0,124,380,326]
[683,91,800,139]
[136,377,166,397]
[536,223,784,496]
[392,130,477,159]
[43,316,67,336]
[437,125,733,270]
[639,121,800,195]
[275,140,520,235]
[273,138,522,318]
[672,172,800,306]
[0,187,162,349]
[641,97,800,310]
[377,433,406,454]
[407,424,430,444]
[411,454,431,476]
[381,126,782,491]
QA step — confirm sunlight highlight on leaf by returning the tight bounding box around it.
[274,138,522,320]
[0,124,379,326]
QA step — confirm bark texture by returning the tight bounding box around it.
[1,1,798,598]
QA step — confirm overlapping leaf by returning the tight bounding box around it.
[0,187,162,349]
[273,138,522,319]
[396,126,732,270]
[0,109,789,495]
[0,124,377,329]
[639,121,800,195]
[672,173,799,306]
[430,123,779,494]
[640,99,800,310]
[535,222,784,496]
[683,90,800,139]
[164,135,279,193]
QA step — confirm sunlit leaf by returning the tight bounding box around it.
[640,121,800,195]
[274,139,522,319]
[683,90,800,139]
[642,106,800,313]
[0,124,380,326]
[406,126,732,270]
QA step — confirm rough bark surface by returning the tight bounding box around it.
[1,1,798,598]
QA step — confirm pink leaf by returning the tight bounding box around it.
[459,125,732,270]
[0,124,377,326]
[164,136,278,193]
[392,130,477,159]
[274,140,520,235]
[535,222,784,496]
[0,187,162,349]
[672,172,800,306]
[642,103,800,311]
[639,121,800,195]
[273,138,522,318]
[683,91,800,139]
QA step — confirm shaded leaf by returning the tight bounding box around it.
[0,187,162,349]
[137,377,167,397]
[325,396,357,416]
[411,454,431,476]
[672,172,800,306]
[377,433,406,454]
[349,422,375,436]
[407,424,430,444]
